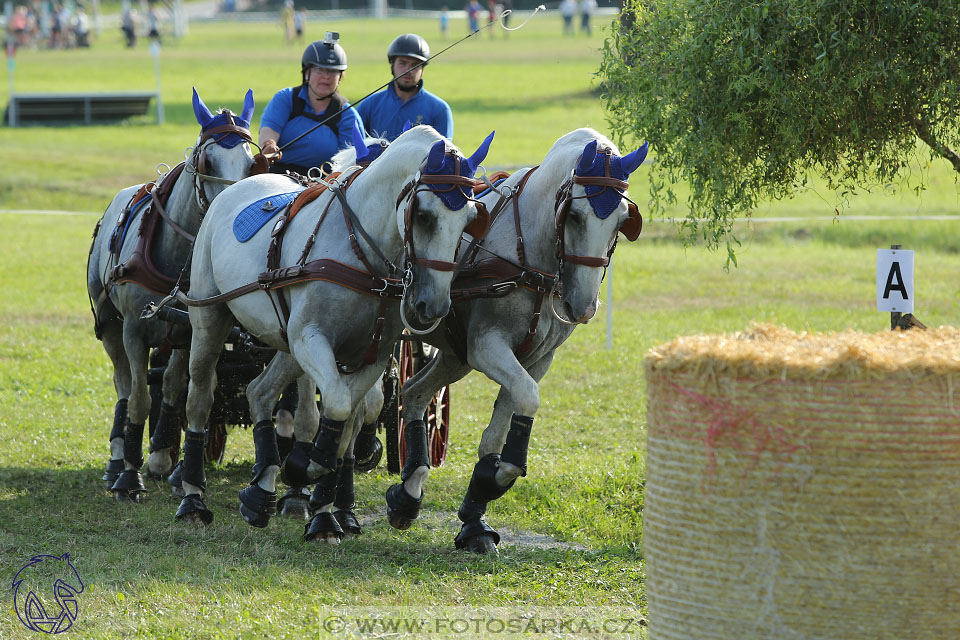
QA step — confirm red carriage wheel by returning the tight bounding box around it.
[390,337,451,473]
[206,421,228,465]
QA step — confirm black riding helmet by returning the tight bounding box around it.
[387,33,430,65]
[301,33,348,81]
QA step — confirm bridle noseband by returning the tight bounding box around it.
[185,111,255,214]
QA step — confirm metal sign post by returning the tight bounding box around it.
[149,39,164,125]
[877,244,924,330]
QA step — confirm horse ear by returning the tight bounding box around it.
[621,142,648,176]
[576,140,598,175]
[465,131,495,175]
[352,121,368,163]
[192,88,214,128]
[240,89,255,124]
[402,120,413,133]
[425,140,446,173]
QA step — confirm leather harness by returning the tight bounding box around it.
[173,157,489,365]
[445,152,643,358]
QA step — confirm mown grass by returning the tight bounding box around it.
[3,209,960,638]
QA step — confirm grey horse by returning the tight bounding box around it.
[174,125,495,543]
[387,128,647,552]
[86,88,256,501]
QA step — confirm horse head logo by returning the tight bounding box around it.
[12,553,84,634]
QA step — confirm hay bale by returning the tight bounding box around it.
[643,324,960,640]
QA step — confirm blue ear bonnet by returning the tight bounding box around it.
[423,154,475,211]
[577,152,628,220]
[356,141,387,164]
[204,112,251,149]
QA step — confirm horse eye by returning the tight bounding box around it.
[567,207,586,227]
[415,208,436,230]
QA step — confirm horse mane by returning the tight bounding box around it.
[330,134,391,171]
[360,125,449,182]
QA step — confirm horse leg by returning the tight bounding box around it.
[279,372,319,520]
[353,376,386,472]
[454,345,554,554]
[274,381,298,460]
[146,348,188,478]
[385,352,471,530]
[333,384,384,536]
[99,318,131,488]
[176,306,234,525]
[287,339,383,544]
[237,352,302,528]
[110,322,152,502]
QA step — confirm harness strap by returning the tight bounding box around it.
[511,167,539,267]
[173,258,404,309]
[150,185,196,243]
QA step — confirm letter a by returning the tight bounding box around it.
[883,262,909,299]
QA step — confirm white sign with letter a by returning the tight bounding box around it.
[876,249,914,313]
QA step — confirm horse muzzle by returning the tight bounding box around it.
[400,283,450,335]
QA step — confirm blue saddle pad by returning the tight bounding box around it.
[233,190,303,243]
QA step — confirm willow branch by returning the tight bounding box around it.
[912,115,960,174]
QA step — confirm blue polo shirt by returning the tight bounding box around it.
[356,81,453,142]
[260,85,366,168]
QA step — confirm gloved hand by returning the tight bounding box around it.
[261,140,282,160]
[251,140,282,175]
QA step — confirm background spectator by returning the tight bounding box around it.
[560,0,576,35]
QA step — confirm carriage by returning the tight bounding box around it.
[91,92,645,549]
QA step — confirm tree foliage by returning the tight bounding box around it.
[599,0,960,250]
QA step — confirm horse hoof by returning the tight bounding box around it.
[176,494,213,525]
[334,509,362,536]
[168,461,185,498]
[385,483,422,531]
[464,533,499,555]
[280,445,315,487]
[102,459,124,489]
[238,484,277,528]
[303,512,343,543]
[278,487,311,520]
[113,488,144,503]
[354,437,383,473]
[454,519,501,554]
[146,450,175,479]
[111,469,146,502]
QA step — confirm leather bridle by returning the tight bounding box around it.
[186,111,255,214]
[553,149,643,269]
[395,153,491,274]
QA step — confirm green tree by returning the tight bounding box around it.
[599,0,960,255]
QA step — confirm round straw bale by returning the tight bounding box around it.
[643,324,960,640]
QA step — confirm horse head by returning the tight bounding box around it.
[189,88,257,209]
[551,130,647,323]
[390,126,495,330]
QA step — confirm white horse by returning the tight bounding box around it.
[174,125,494,542]
[86,88,256,501]
[389,128,647,552]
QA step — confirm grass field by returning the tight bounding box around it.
[2,12,960,640]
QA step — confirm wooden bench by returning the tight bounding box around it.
[4,92,157,126]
